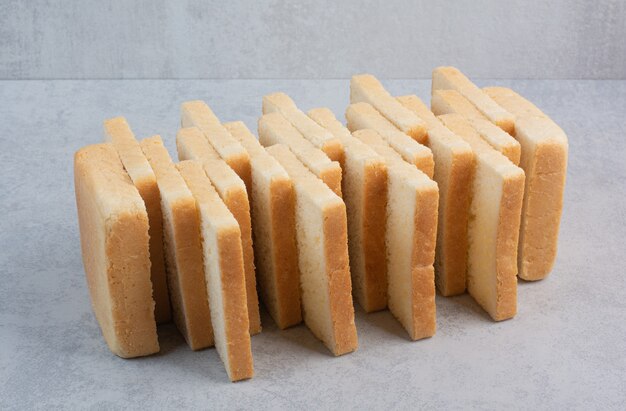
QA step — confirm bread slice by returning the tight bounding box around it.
[102,117,171,324]
[223,121,302,329]
[345,102,434,178]
[176,127,261,334]
[396,95,475,296]
[180,100,251,190]
[258,112,342,197]
[74,143,159,358]
[438,114,525,321]
[176,160,253,382]
[140,135,213,349]
[262,93,344,165]
[266,144,357,356]
[432,66,515,135]
[352,129,438,340]
[307,108,388,312]
[350,74,427,143]
[431,89,486,120]
[484,87,568,281]
[465,117,521,165]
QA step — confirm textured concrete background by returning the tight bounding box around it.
[1,79,625,409]
[1,0,625,79]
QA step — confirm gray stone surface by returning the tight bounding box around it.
[0,79,625,410]
[1,0,626,80]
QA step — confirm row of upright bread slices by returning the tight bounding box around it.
[346,67,568,319]
[74,66,567,381]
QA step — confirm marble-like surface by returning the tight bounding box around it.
[1,1,625,80]
[0,79,625,410]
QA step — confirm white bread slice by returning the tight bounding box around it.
[140,135,213,349]
[262,93,344,165]
[352,129,438,340]
[176,127,261,334]
[432,66,515,135]
[258,112,342,197]
[484,87,568,281]
[103,117,170,324]
[266,144,358,356]
[223,121,302,329]
[345,102,434,178]
[350,74,428,143]
[438,114,525,321]
[396,95,475,296]
[307,108,388,312]
[431,89,487,120]
[74,144,159,358]
[180,100,251,190]
[176,160,253,382]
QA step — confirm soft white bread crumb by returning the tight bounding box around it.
[465,117,521,165]
[103,117,171,324]
[180,100,251,190]
[438,114,525,321]
[177,160,254,382]
[223,121,302,329]
[353,129,439,340]
[308,108,389,312]
[74,143,159,358]
[262,93,344,165]
[485,86,568,281]
[345,102,434,178]
[266,144,358,356]
[258,112,342,197]
[140,135,213,349]
[397,95,475,296]
[176,127,261,334]
[350,74,428,143]
[432,66,515,135]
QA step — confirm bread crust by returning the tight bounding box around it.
[74,143,159,358]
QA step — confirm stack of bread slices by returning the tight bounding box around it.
[74,67,568,381]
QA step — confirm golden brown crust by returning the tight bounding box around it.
[494,173,525,320]
[74,144,159,358]
[361,161,388,312]
[324,202,358,356]
[410,266,436,340]
[224,187,261,335]
[269,177,302,328]
[217,225,254,381]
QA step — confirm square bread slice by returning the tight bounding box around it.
[396,95,475,296]
[103,117,171,324]
[176,127,261,334]
[258,112,342,197]
[353,129,438,340]
[180,100,251,190]
[431,89,487,120]
[438,114,525,321]
[262,92,344,165]
[432,66,515,135]
[140,135,213,349]
[266,144,358,356]
[74,143,159,358]
[223,121,302,329]
[350,74,428,143]
[307,108,388,313]
[345,102,434,178]
[484,87,568,281]
[177,160,253,382]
